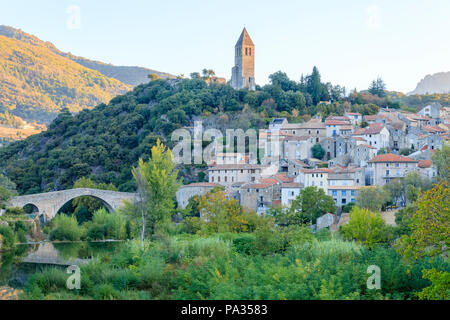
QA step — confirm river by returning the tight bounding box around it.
[0,241,124,290]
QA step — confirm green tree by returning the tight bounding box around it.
[356,187,390,212]
[397,182,449,260]
[0,173,17,208]
[417,269,450,300]
[290,187,337,225]
[368,78,386,97]
[432,144,450,182]
[340,207,387,248]
[197,188,250,234]
[131,139,181,249]
[311,144,325,159]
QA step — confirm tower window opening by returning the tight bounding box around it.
[245,48,248,55]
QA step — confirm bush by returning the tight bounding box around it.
[233,234,256,255]
[0,225,15,249]
[86,209,127,240]
[49,214,85,241]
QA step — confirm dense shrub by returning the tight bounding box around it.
[0,224,15,249]
[86,209,127,240]
[49,214,85,241]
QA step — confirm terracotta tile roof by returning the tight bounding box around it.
[353,123,384,135]
[274,173,294,183]
[281,183,301,188]
[327,186,364,190]
[364,115,378,121]
[182,183,220,188]
[208,164,268,171]
[281,123,303,129]
[259,178,280,185]
[325,120,349,125]
[423,125,446,133]
[300,119,326,129]
[302,168,335,174]
[368,154,418,163]
[353,136,366,141]
[359,144,377,149]
[243,183,275,189]
[418,160,433,168]
[339,125,354,131]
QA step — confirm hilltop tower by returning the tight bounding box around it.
[231,28,255,90]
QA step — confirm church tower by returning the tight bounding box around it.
[231,28,255,90]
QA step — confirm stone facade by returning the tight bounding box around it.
[231,28,255,90]
[176,183,220,209]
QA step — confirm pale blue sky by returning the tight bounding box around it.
[1,0,449,93]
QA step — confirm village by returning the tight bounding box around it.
[177,101,450,228]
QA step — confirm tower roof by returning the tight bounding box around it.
[235,27,254,47]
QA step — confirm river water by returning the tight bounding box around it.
[0,241,123,289]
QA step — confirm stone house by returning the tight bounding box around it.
[297,118,327,144]
[344,112,363,126]
[176,182,221,209]
[240,179,281,214]
[350,144,378,167]
[418,102,442,119]
[327,186,362,207]
[417,160,437,180]
[281,183,302,207]
[352,123,390,151]
[367,154,419,186]
[208,164,275,186]
[282,135,314,161]
[302,168,335,193]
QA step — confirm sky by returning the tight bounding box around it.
[1,0,449,93]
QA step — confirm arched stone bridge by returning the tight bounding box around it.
[8,188,140,220]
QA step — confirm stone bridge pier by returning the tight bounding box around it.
[8,188,140,221]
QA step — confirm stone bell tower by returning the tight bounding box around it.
[231,28,255,90]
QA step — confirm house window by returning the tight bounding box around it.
[245,48,248,55]
[212,177,214,182]
[342,199,347,204]
[351,190,355,196]
[332,190,337,196]
[249,48,252,56]
[225,177,227,182]
[351,198,355,203]
[342,190,347,196]
[218,177,221,182]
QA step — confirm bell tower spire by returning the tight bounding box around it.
[231,28,255,90]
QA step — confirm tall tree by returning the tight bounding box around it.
[432,144,450,182]
[397,182,449,260]
[131,139,181,249]
[340,207,388,248]
[290,186,337,225]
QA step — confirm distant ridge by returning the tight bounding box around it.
[409,71,450,95]
[0,25,175,86]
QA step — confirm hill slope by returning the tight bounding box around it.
[0,25,175,86]
[0,34,132,123]
[409,71,450,95]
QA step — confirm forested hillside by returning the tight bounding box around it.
[0,34,131,123]
[0,70,404,195]
[0,25,175,86]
